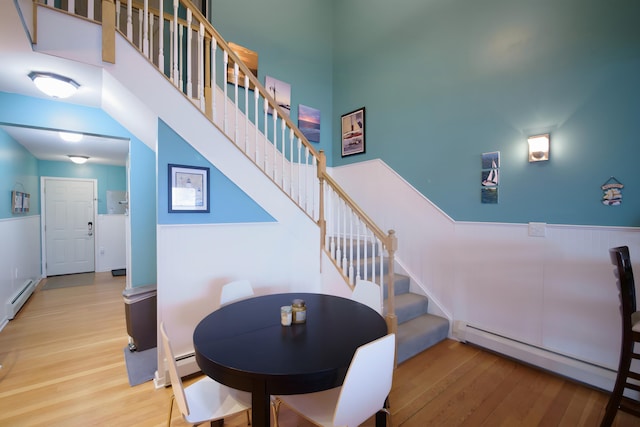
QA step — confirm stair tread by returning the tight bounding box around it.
[391,292,427,306]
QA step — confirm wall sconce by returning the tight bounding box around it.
[528,134,550,162]
[68,155,89,164]
[29,71,80,99]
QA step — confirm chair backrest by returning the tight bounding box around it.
[220,280,254,306]
[610,246,637,329]
[160,322,190,417]
[351,279,383,315]
[333,333,395,427]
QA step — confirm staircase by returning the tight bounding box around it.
[30,0,450,363]
[386,272,449,363]
[348,240,449,364]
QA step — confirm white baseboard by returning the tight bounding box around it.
[453,322,616,392]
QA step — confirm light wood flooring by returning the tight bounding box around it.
[0,272,636,426]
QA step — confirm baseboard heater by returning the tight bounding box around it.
[155,351,200,388]
[7,279,36,320]
[453,322,617,392]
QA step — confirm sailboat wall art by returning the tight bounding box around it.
[481,151,500,204]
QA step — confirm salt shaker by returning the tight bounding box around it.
[280,305,292,326]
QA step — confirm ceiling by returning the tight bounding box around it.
[0,2,129,167]
[0,124,129,166]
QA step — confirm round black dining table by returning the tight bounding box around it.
[193,292,388,427]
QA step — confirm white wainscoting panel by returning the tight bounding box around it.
[331,159,640,389]
[157,221,320,379]
[0,216,42,328]
[96,214,126,272]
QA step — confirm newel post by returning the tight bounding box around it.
[102,0,116,64]
[317,150,327,261]
[385,230,398,337]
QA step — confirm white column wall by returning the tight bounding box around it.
[96,214,126,273]
[157,221,321,358]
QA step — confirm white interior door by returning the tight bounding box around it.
[44,178,96,276]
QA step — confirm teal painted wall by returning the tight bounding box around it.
[130,139,157,287]
[331,0,640,226]
[38,161,126,215]
[157,120,275,224]
[208,0,640,227]
[210,0,334,161]
[0,128,38,219]
[0,92,157,287]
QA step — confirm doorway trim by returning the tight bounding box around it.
[40,177,98,278]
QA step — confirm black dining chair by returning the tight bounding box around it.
[601,246,640,426]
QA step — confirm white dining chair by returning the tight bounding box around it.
[160,322,252,426]
[351,279,383,315]
[220,279,254,306]
[272,333,395,427]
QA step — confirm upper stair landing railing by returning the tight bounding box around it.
[34,0,398,335]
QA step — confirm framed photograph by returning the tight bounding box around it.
[481,151,500,204]
[341,107,365,157]
[168,164,210,213]
[481,151,500,187]
[265,75,291,117]
[227,42,258,89]
[298,104,320,143]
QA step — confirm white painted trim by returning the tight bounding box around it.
[394,256,452,323]
[458,220,640,232]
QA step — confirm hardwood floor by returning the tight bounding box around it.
[0,272,635,426]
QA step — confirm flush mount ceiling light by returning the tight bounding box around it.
[29,71,79,98]
[528,133,550,162]
[68,155,89,164]
[59,131,83,142]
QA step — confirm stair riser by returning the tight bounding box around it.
[384,275,410,297]
[392,298,430,324]
[397,325,449,363]
[343,251,450,365]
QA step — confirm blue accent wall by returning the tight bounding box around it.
[211,0,334,161]
[331,0,640,226]
[130,139,157,287]
[157,120,275,224]
[38,161,126,214]
[0,128,38,219]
